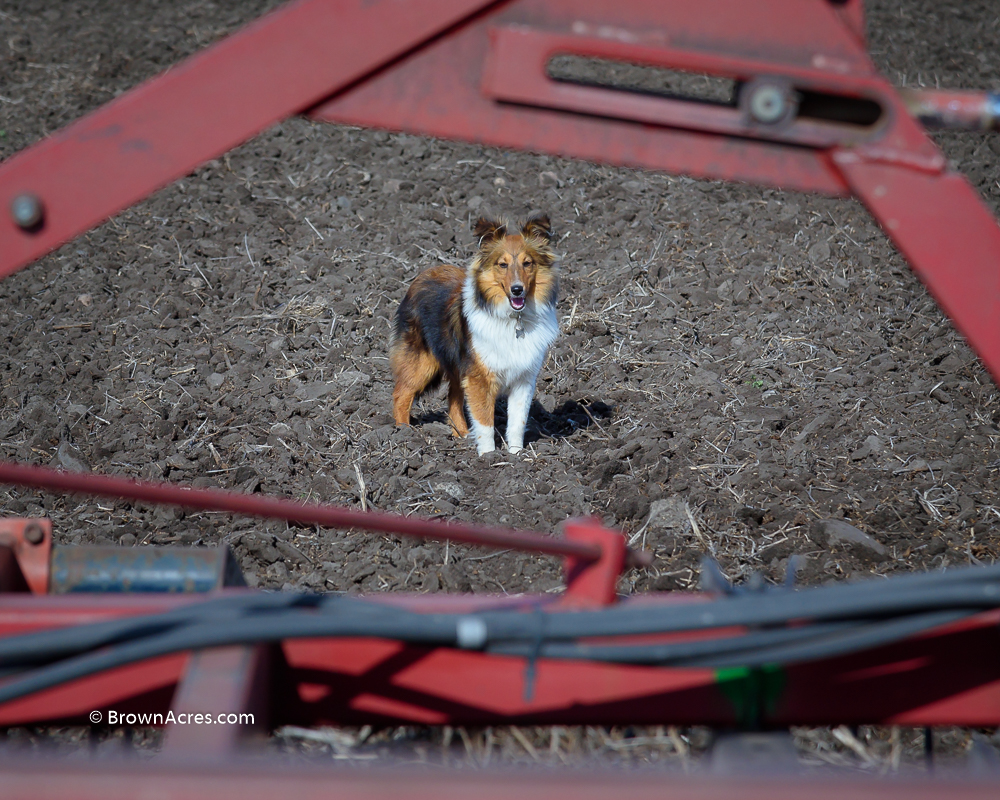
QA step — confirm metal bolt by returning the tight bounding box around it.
[740,78,798,127]
[24,522,45,545]
[749,84,788,124]
[11,193,44,229]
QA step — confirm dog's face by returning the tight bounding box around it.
[472,215,556,313]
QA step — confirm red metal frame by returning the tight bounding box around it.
[479,24,888,149]
[3,760,999,800]
[2,0,1000,787]
[3,591,1000,731]
[1,465,996,730]
[162,644,271,757]
[0,0,497,280]
[0,517,52,594]
[1,0,998,382]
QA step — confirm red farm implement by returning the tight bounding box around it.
[1,0,1000,797]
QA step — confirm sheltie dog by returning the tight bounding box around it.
[391,214,559,455]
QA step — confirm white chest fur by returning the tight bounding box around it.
[462,275,559,390]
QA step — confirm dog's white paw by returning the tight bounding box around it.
[477,444,496,456]
[508,444,523,454]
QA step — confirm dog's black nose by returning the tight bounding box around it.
[510,283,524,297]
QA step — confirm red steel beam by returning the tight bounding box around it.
[308,0,1000,382]
[2,591,1000,729]
[834,155,1000,383]
[274,609,1000,728]
[0,517,52,594]
[0,1,996,379]
[0,0,501,281]
[312,0,857,196]
[0,2,997,377]
[479,25,887,149]
[162,645,271,758]
[1,760,998,800]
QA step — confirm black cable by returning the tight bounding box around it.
[0,590,461,667]
[679,609,970,668]
[487,609,969,668]
[0,604,464,705]
[5,564,998,668]
[0,602,986,705]
[0,591,320,667]
[1,564,999,706]
[486,618,860,663]
[476,580,1000,641]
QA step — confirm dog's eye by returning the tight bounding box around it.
[523,260,532,268]
[498,262,508,270]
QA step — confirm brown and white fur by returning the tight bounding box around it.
[390,215,559,455]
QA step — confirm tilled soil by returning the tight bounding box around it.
[1,0,999,772]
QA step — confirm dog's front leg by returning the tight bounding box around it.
[505,378,535,453]
[463,372,498,455]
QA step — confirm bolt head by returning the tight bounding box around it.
[24,522,45,545]
[749,85,788,124]
[11,193,44,229]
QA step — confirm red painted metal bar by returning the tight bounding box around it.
[561,519,626,607]
[0,651,188,728]
[307,0,1000,380]
[1,0,997,384]
[2,591,1000,728]
[0,517,52,594]
[0,461,622,565]
[311,0,854,196]
[274,610,1000,728]
[0,0,501,281]
[162,645,271,757]
[480,25,889,149]
[1,761,997,800]
[833,145,1000,381]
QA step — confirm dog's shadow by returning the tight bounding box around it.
[502,398,613,446]
[408,398,613,447]
[407,409,452,427]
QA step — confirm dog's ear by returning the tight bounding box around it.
[521,214,552,242]
[473,217,508,248]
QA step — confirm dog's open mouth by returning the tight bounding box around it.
[509,296,525,311]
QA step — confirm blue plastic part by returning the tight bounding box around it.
[49,545,245,593]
